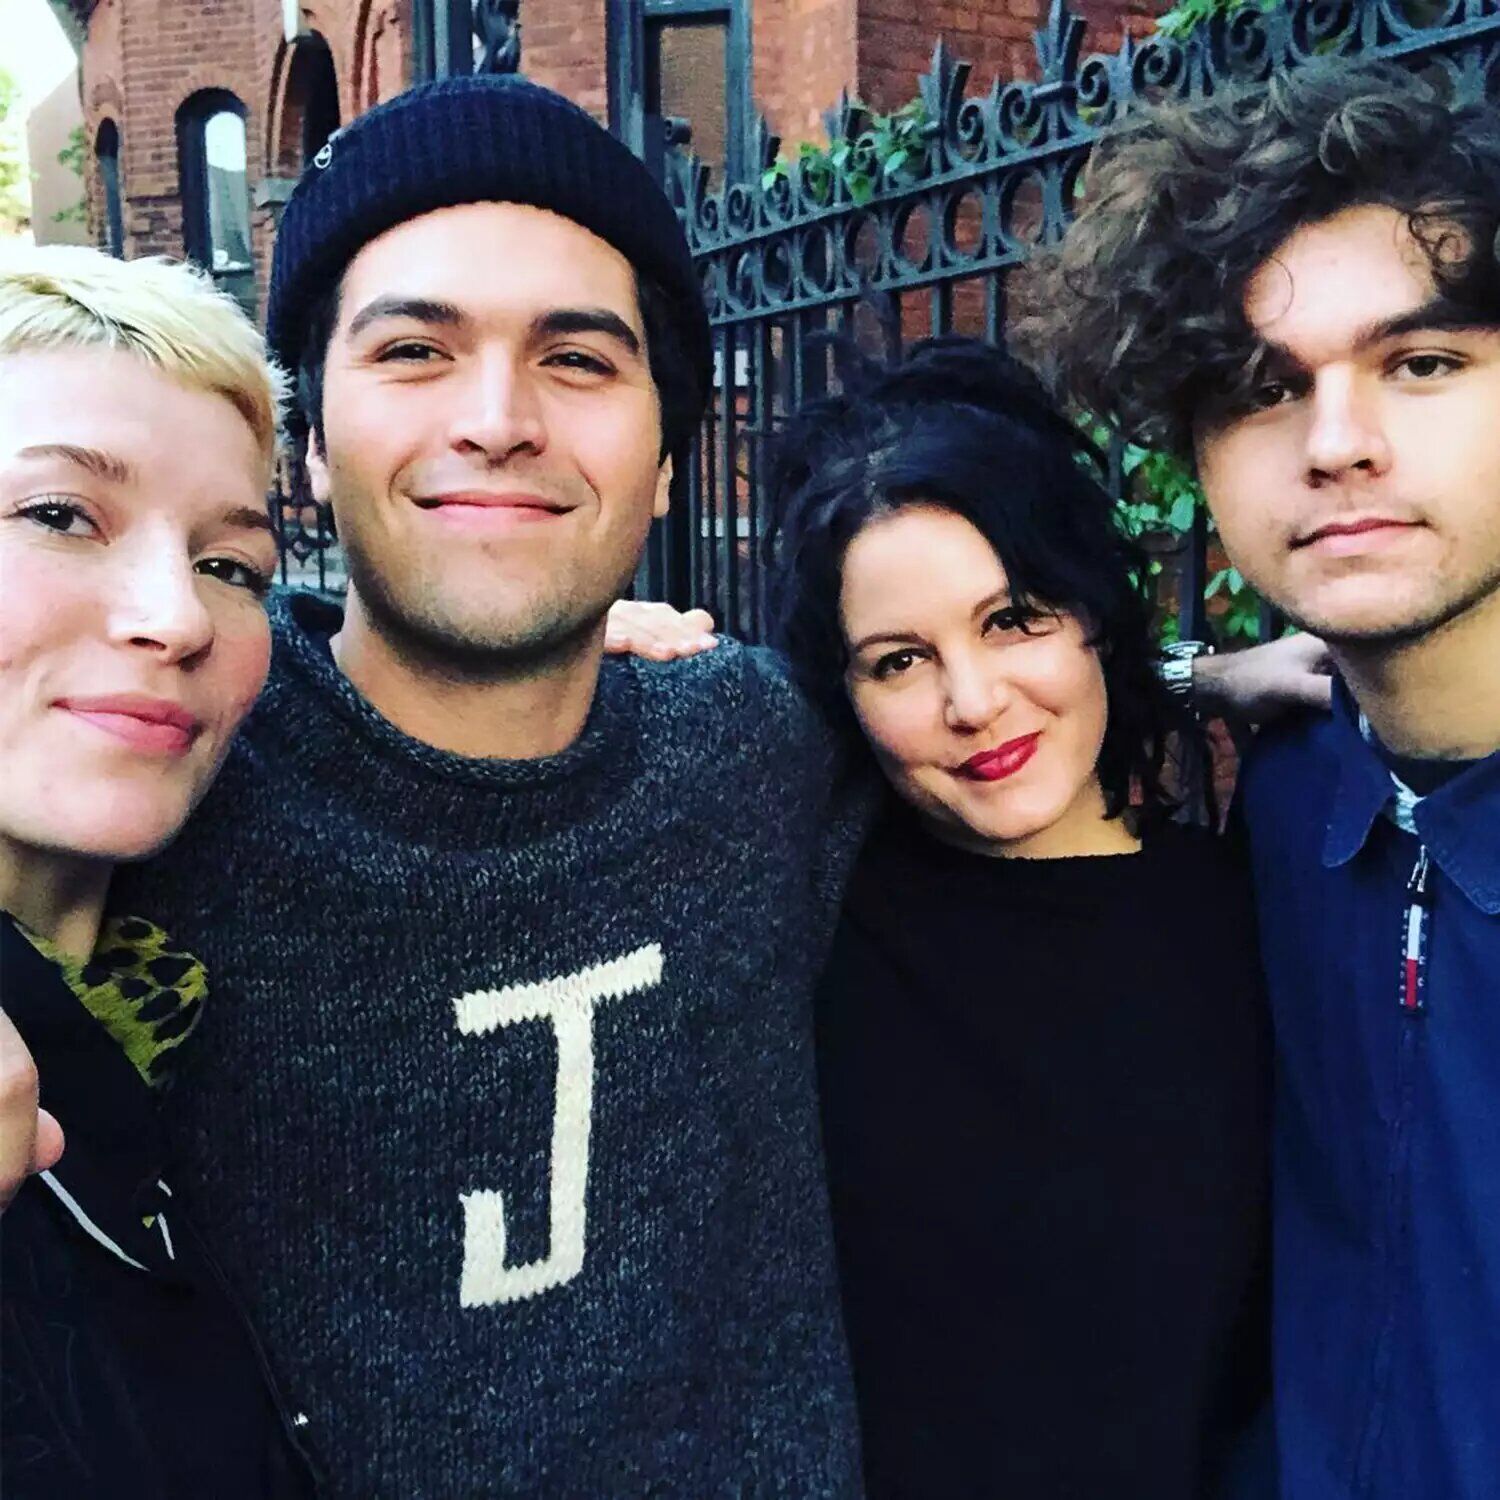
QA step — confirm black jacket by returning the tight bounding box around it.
[0,915,318,1499]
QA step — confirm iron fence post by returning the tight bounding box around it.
[412,0,477,83]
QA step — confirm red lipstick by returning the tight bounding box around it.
[56,695,200,757]
[959,732,1041,783]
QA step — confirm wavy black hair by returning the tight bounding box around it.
[1021,61,1500,458]
[765,335,1188,823]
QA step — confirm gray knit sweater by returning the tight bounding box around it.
[114,591,868,1498]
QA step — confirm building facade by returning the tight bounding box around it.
[60,0,1156,314]
[25,65,92,248]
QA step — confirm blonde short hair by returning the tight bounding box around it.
[0,244,288,471]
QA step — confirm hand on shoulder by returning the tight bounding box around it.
[0,1010,63,1211]
[604,600,719,661]
[1191,632,1333,723]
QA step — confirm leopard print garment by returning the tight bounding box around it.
[24,915,207,1090]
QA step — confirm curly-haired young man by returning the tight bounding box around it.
[1031,62,1500,1500]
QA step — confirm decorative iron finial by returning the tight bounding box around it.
[1032,0,1084,103]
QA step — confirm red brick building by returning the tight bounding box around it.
[60,0,1157,313]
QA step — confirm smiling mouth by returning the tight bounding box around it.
[413,493,568,515]
[55,696,202,757]
[1293,517,1422,549]
[957,732,1041,783]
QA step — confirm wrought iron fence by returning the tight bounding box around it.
[639,0,1500,642]
[274,0,1500,640]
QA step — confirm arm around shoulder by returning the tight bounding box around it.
[1189,634,1334,724]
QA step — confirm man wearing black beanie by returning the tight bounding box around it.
[114,75,866,1496]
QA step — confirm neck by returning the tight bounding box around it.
[0,838,111,962]
[331,589,606,760]
[1335,585,1500,759]
[931,778,1143,861]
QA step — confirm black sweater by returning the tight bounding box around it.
[0,916,315,1499]
[113,592,867,1496]
[817,806,1271,1500]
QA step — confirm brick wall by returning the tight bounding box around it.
[79,0,267,300]
[75,0,416,306]
[75,0,1155,295]
[859,0,1162,116]
[744,0,1164,155]
[758,0,858,150]
[521,0,610,121]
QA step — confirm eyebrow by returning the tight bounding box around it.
[344,297,643,357]
[345,295,465,341]
[1259,298,1499,369]
[15,444,271,535]
[535,307,642,357]
[1360,300,1499,344]
[848,589,1013,656]
[17,443,134,485]
[222,505,276,536]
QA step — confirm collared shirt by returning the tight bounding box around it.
[1239,682,1500,1500]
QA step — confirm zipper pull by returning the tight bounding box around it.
[1407,846,1431,902]
[1401,846,1432,1015]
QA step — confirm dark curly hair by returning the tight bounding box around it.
[765,335,1190,824]
[1021,60,1500,458]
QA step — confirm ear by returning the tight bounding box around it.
[652,454,673,520]
[304,436,332,505]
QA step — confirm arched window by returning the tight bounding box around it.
[275,32,340,175]
[178,91,255,315]
[96,119,125,258]
[295,36,340,165]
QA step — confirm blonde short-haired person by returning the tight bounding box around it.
[0,246,314,1496]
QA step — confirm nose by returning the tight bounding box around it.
[449,351,547,461]
[942,652,1008,733]
[1304,368,1391,486]
[106,539,214,665]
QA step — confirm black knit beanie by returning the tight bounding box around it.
[267,73,710,448]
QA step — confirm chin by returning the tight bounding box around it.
[1286,589,1467,647]
[935,794,1071,854]
[45,798,195,864]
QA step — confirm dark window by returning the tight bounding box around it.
[294,35,340,164]
[647,11,730,178]
[178,91,255,316]
[610,0,748,185]
[96,119,124,258]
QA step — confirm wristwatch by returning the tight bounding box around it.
[1158,639,1215,711]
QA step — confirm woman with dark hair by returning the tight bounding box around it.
[615,334,1271,1496]
[770,337,1269,1498]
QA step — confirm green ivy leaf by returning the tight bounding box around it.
[1167,491,1198,531]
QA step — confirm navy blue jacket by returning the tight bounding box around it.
[1239,683,1500,1500]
